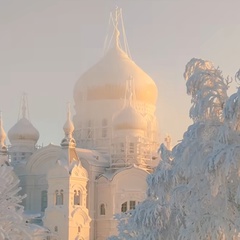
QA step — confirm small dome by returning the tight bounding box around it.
[63,116,74,136]
[113,105,147,130]
[73,45,158,105]
[8,117,39,144]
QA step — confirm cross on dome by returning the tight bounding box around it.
[63,103,75,138]
[8,94,40,145]
[103,7,132,58]
[19,93,29,120]
[113,7,121,48]
[112,76,147,131]
[61,103,76,148]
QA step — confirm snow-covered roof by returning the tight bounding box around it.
[27,223,52,237]
[98,164,149,181]
[76,148,109,167]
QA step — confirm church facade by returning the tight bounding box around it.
[4,9,160,240]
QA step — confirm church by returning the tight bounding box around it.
[1,8,160,240]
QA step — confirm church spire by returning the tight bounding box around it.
[19,93,29,120]
[61,104,76,148]
[103,8,132,58]
[0,112,7,154]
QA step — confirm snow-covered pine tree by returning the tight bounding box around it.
[0,114,31,240]
[0,163,32,240]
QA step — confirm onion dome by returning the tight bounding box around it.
[8,117,40,144]
[113,77,147,131]
[73,9,158,106]
[8,94,39,145]
[113,105,147,130]
[74,46,157,104]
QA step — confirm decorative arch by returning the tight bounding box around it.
[71,165,88,179]
[26,144,61,175]
[71,208,91,225]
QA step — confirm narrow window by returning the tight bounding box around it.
[54,226,58,232]
[41,190,48,212]
[74,190,81,205]
[100,204,106,215]
[55,190,59,205]
[56,190,63,205]
[78,226,81,233]
[121,202,127,213]
[130,200,136,210]
[60,190,63,205]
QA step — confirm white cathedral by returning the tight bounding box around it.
[0,8,161,240]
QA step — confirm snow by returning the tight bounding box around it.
[0,160,31,240]
[109,58,240,240]
[3,57,240,239]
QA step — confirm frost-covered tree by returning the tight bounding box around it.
[184,58,228,122]
[0,115,31,240]
[108,143,175,240]
[110,58,240,240]
[172,58,233,240]
[0,163,32,240]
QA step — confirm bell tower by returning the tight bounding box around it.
[43,105,91,240]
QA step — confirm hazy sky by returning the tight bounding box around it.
[0,0,240,147]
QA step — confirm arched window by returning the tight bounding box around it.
[60,190,64,205]
[55,190,58,205]
[100,203,106,215]
[121,202,127,213]
[74,190,81,205]
[102,119,108,138]
[41,190,48,212]
[78,226,81,233]
[56,190,63,205]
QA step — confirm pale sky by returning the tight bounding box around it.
[0,0,240,147]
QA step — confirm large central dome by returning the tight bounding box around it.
[73,8,159,154]
[73,44,158,105]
